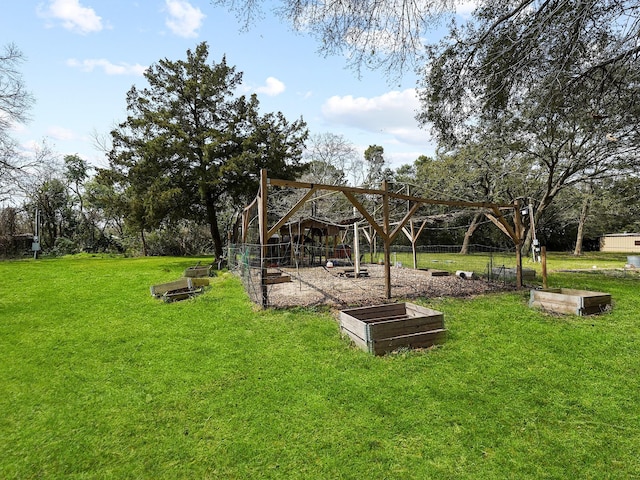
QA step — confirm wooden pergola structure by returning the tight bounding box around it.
[243,169,525,307]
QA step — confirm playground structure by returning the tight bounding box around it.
[237,170,526,308]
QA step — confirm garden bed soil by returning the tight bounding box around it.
[265,264,511,308]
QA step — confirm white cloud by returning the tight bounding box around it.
[321,89,429,146]
[255,77,286,97]
[67,58,147,76]
[164,0,205,38]
[455,0,477,16]
[388,150,434,167]
[38,0,103,34]
[46,126,76,141]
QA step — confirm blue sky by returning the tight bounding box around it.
[3,1,469,173]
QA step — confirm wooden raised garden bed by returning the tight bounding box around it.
[150,277,209,302]
[339,302,446,355]
[264,270,292,284]
[184,265,211,278]
[529,288,612,316]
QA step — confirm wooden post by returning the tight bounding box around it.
[325,231,329,263]
[259,169,269,307]
[513,199,523,289]
[407,220,416,269]
[529,198,538,262]
[382,180,391,299]
[354,222,361,276]
[541,246,548,289]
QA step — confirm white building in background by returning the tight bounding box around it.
[599,233,640,253]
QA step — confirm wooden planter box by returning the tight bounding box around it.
[339,302,446,355]
[264,270,292,284]
[151,278,193,297]
[184,265,211,278]
[529,288,612,316]
[150,277,209,302]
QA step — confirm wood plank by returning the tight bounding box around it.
[363,314,410,322]
[582,295,611,308]
[162,287,203,303]
[418,269,450,276]
[580,305,611,315]
[339,312,368,339]
[150,278,192,297]
[340,326,369,352]
[341,303,406,321]
[531,291,581,305]
[388,202,422,243]
[344,271,369,278]
[190,277,210,288]
[559,288,609,297]
[368,315,444,340]
[371,329,447,355]
[264,275,291,285]
[337,267,368,273]
[268,177,513,208]
[530,301,579,315]
[343,191,386,239]
[529,289,584,314]
[163,292,192,303]
[405,303,444,319]
[184,266,210,278]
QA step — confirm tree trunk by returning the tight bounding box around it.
[140,228,148,256]
[460,212,482,255]
[204,194,223,260]
[574,194,591,256]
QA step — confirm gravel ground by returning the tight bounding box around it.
[264,264,512,308]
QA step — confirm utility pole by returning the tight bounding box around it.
[33,208,41,259]
[529,198,539,262]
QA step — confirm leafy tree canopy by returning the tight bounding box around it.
[105,42,308,258]
[419,0,640,146]
[1,43,35,202]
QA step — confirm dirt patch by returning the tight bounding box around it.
[265,264,511,308]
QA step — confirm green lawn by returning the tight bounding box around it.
[1,254,639,478]
[385,250,637,280]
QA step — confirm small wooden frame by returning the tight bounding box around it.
[151,277,210,302]
[418,268,450,277]
[163,287,204,303]
[264,270,291,284]
[529,288,612,316]
[264,274,292,285]
[184,265,211,278]
[339,302,446,355]
[150,278,193,297]
[337,267,369,277]
[190,277,210,288]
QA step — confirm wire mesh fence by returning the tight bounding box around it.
[228,242,526,307]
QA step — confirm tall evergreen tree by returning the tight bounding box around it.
[107,42,307,258]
